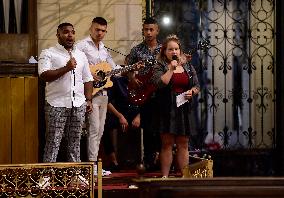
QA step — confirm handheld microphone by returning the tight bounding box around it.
[171,55,178,70]
[68,50,75,75]
[68,50,76,88]
[172,55,178,61]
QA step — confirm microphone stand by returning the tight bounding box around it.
[136,128,146,177]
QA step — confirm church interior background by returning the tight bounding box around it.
[1,0,284,177]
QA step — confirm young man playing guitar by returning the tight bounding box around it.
[126,17,162,171]
[77,17,120,176]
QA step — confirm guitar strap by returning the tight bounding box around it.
[105,46,128,57]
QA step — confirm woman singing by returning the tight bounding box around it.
[152,34,200,178]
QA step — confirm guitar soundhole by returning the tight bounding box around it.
[93,70,107,88]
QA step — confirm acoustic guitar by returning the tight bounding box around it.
[89,60,156,96]
[128,39,210,106]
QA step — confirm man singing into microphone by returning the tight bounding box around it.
[38,22,93,163]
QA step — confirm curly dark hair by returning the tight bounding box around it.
[57,22,73,33]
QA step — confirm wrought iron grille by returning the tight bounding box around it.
[152,0,276,150]
[0,162,94,198]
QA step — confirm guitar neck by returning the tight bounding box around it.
[186,40,210,56]
[108,64,137,76]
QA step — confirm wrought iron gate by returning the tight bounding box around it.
[152,0,276,150]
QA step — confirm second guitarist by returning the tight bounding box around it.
[126,17,162,171]
[77,17,120,176]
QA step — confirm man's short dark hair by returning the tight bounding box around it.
[143,17,158,25]
[92,17,108,26]
[57,22,73,33]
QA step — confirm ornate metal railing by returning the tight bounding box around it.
[0,162,94,198]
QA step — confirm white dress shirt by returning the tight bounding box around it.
[38,43,94,108]
[76,36,121,70]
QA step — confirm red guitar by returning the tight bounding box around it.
[127,64,156,106]
[128,58,196,105]
[128,39,210,106]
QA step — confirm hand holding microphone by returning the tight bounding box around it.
[66,50,77,72]
[67,50,76,87]
[169,55,178,71]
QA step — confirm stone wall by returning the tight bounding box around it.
[37,0,143,64]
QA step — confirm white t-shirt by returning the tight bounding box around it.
[38,43,93,108]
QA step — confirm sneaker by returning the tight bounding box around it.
[102,169,112,176]
[93,165,111,176]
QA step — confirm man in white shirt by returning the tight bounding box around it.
[38,22,93,162]
[77,17,120,176]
